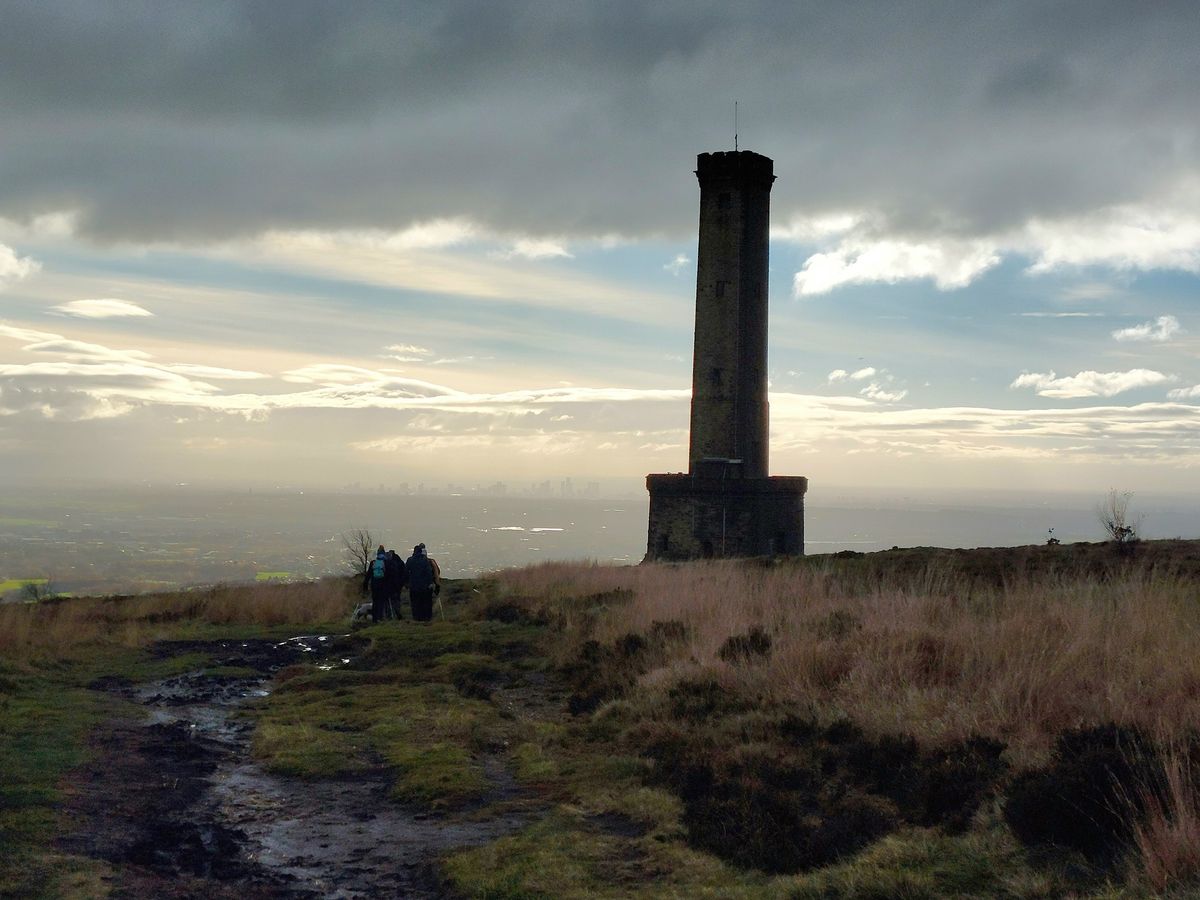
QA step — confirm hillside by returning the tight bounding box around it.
[2,541,1199,898]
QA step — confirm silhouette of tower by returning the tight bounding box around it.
[646,151,807,560]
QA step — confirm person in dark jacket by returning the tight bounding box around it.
[384,549,406,620]
[362,544,391,623]
[405,543,441,622]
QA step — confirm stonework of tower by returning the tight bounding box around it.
[688,150,773,478]
[645,150,807,561]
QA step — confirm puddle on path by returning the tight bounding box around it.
[67,635,535,898]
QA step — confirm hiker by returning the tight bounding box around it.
[405,542,441,622]
[363,544,391,623]
[385,548,406,620]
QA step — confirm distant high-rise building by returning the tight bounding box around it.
[645,151,807,560]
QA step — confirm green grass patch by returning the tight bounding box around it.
[251,621,517,807]
[255,571,292,581]
[786,826,1070,900]
[252,721,369,778]
[68,647,216,685]
[445,809,788,899]
[0,577,48,594]
[388,742,489,807]
[0,669,110,897]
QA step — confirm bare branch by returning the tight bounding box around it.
[341,528,375,578]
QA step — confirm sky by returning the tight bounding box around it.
[2,0,1200,500]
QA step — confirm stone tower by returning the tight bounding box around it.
[645,150,807,561]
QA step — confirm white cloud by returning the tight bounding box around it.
[1057,282,1121,302]
[1010,369,1176,399]
[0,323,59,343]
[860,382,908,403]
[789,207,1200,298]
[24,338,152,362]
[1112,315,1182,343]
[0,244,40,287]
[51,298,153,319]
[495,238,573,261]
[30,211,79,238]
[383,343,435,362]
[280,364,392,385]
[663,253,690,275]
[772,213,862,243]
[382,218,478,250]
[794,236,1000,296]
[827,366,905,402]
[164,364,266,380]
[1026,208,1200,274]
[1167,385,1200,400]
[769,394,1200,470]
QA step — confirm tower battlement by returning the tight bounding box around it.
[695,150,777,186]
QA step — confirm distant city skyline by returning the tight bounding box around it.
[3,2,1200,501]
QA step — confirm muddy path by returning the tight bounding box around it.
[61,636,532,899]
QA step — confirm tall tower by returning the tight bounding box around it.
[689,150,774,478]
[646,151,807,561]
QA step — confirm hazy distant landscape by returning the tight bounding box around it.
[4,484,1199,599]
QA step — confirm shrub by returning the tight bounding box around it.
[716,626,772,664]
[1097,489,1141,549]
[642,713,1008,874]
[1004,724,1159,866]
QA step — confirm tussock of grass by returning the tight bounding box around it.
[252,721,368,778]
[388,742,489,807]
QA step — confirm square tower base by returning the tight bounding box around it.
[645,472,807,561]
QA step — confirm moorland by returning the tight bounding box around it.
[3,539,1199,898]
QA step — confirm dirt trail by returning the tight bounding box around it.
[62,637,530,898]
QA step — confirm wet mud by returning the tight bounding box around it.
[62,637,529,898]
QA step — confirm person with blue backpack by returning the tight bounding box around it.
[405,543,441,622]
[363,544,392,623]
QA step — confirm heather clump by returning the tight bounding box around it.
[630,711,1005,874]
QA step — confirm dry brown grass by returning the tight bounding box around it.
[0,578,356,659]
[492,552,1200,764]
[1131,743,1200,893]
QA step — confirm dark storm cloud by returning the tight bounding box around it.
[2,0,1198,242]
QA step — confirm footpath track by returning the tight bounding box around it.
[60,635,534,899]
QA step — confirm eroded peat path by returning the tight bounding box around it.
[62,635,537,899]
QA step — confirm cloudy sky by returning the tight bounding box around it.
[2,0,1200,497]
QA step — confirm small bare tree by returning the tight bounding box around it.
[341,528,376,579]
[1097,489,1140,548]
[19,580,57,603]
